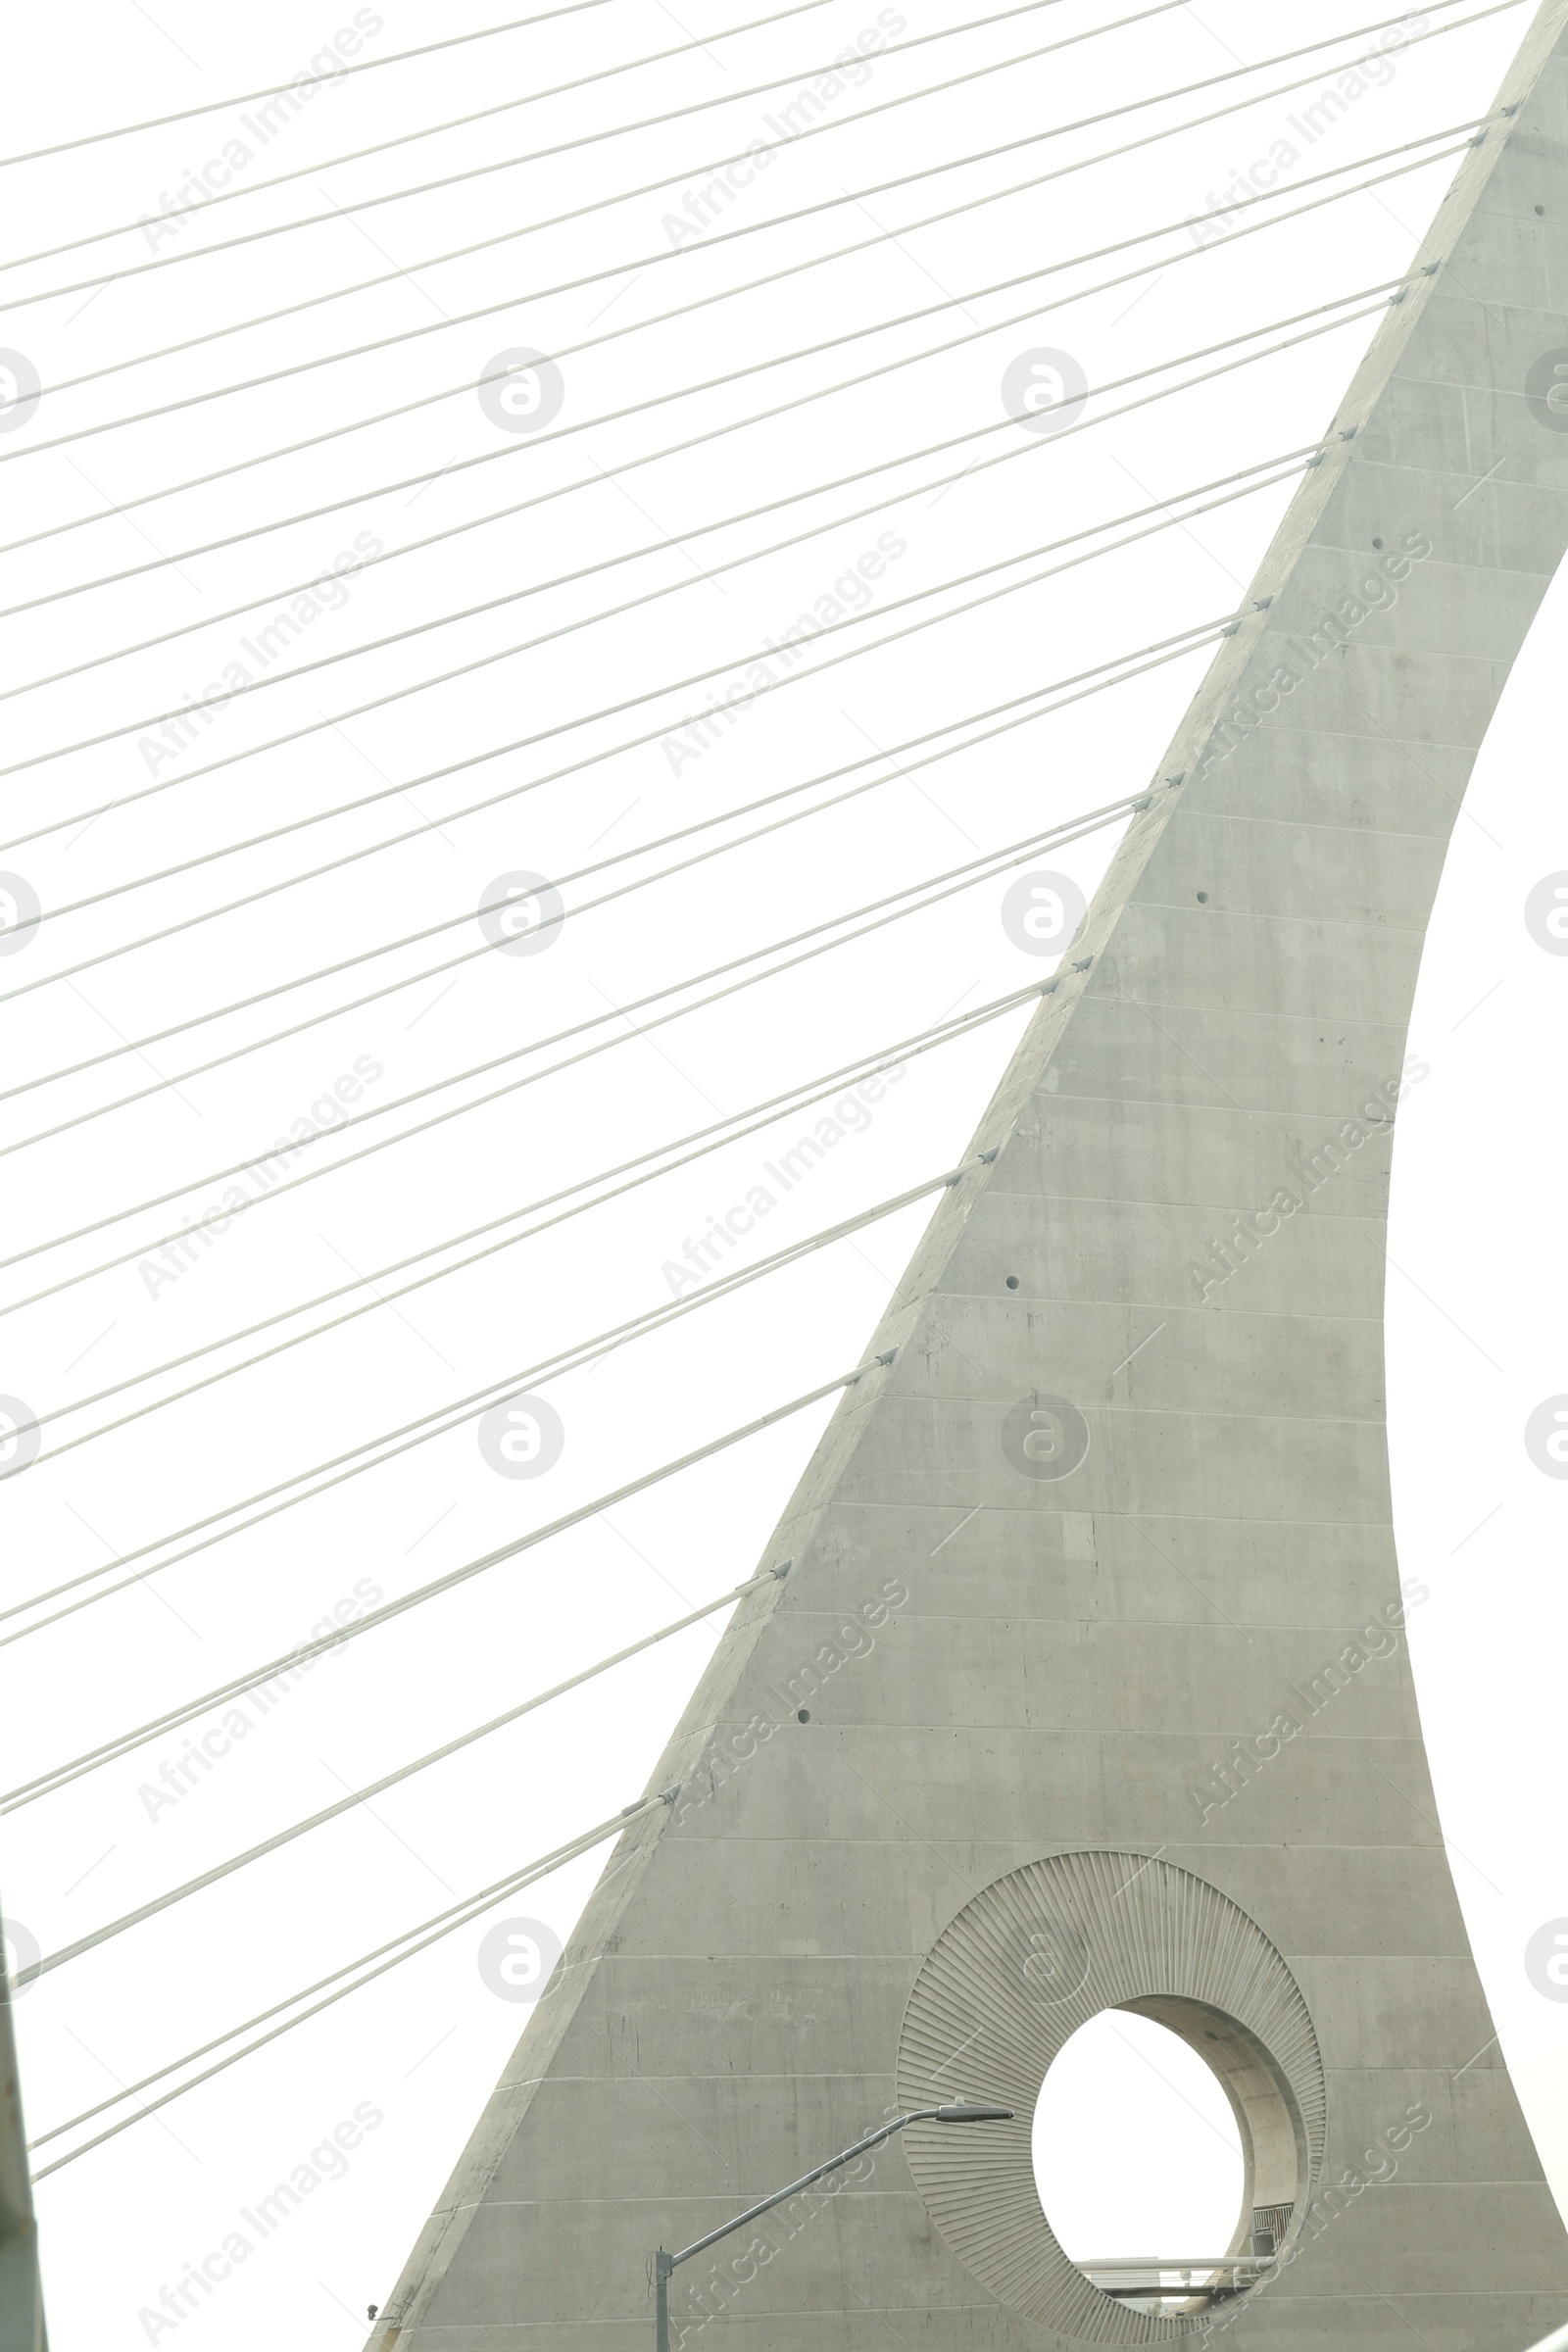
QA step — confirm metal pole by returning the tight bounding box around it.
[655,2249,672,2352]
[0,1911,45,2352]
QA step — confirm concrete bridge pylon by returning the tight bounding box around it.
[368,6,1568,2342]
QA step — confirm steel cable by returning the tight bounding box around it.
[5,429,1329,961]
[2,0,1126,274]
[0,17,1495,475]
[0,0,744,165]
[17,978,1054,1473]
[6,275,1410,708]
[0,461,1316,1101]
[6,0,1502,474]
[0,978,1048,1639]
[0,99,1460,596]
[12,1353,889,1984]
[1,0,1423,318]
[0,762,1208,1299]
[0,803,1153,1629]
[0,262,1406,803]
[8,1573,776,1819]
[27,1794,676,2177]
[14,1188,950,1942]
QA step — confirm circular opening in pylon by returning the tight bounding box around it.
[899,1857,1324,2338]
[1033,2001,1287,2319]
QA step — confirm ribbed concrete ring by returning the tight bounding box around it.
[896,1851,1326,2341]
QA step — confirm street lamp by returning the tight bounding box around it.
[1,1897,45,2352]
[653,2100,1013,2349]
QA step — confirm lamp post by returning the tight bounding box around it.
[653,2100,1012,2350]
[1,1900,45,2352]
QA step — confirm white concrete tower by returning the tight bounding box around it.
[368,6,1568,2343]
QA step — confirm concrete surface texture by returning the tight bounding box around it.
[366,4,1568,2343]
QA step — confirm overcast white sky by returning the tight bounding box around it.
[1,0,1565,2343]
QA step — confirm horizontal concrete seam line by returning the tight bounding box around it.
[827,1504,1398,1528]
[926,1298,1390,1324]
[649,1823,1450,1846]
[1182,801,1453,826]
[843,1475,1397,1495]
[679,1729,1433,1742]
[1254,622,1508,654]
[1137,834,1449,856]
[476,2194,939,2211]
[752,1633,1424,1644]
[1200,725,1489,756]
[600,1954,1451,1982]
[840,1626,1420,1644]
[698,1607,1418,1627]
[681,1688,1410,1707]
[480,2185,934,2198]
[1313,453,1568,487]
[1203,718,1493,752]
[1127,808,1475,845]
[1262,570,1555,609]
[1080,982,1432,1015]
[895,1740,1426,1755]
[1250,636,1505,669]
[1100,907,1438,936]
[1073,1001,1425,1036]
[1385,360,1568,396]
[1304,574,1557,610]
[1020,1049,1420,1078]
[1322,425,1568,457]
[1081,1006,1419,1044]
[1382,353,1568,393]
[668,1801,1442,1819]
[1030,1085,1414,1120]
[491,1933,1455,1961]
[989,1090,1419,1122]
[506,2060,1479,2077]
[489,2066,923,2083]
[1041,1004,1430,1033]
[587,1835,1457,1853]
[1296,543,1563,584]
[944,1206,1396,1236]
[493,2095,1433,2111]
[1397,255,1568,284]
[945,1185,1400,1223]
[931,1262,1394,1290]
[491,1939,1467,1967]
[1135,815,1457,850]
[472,2184,970,2198]
[972,1180,1397,1213]
[474,2164,1523,2182]
[1263,2297,1568,2307]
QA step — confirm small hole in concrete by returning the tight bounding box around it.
[1372,537,1385,550]
[1537,204,1546,216]
[1196,891,1208,904]
[1006,1275,1020,1291]
[797,1708,810,1723]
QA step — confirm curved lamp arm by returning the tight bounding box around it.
[653,2100,1012,2348]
